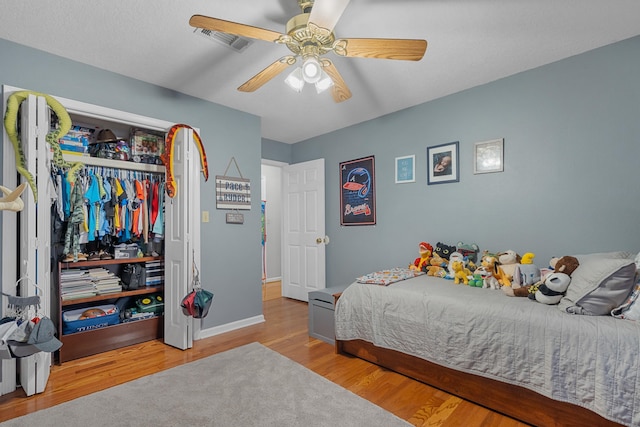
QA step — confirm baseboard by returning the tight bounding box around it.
[196,315,266,340]
[264,277,281,283]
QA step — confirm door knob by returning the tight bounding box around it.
[316,236,330,245]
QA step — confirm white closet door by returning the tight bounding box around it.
[19,94,52,395]
[163,127,196,349]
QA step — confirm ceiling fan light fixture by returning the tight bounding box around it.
[284,67,305,92]
[301,57,322,83]
[315,70,334,94]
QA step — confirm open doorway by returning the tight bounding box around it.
[261,160,285,300]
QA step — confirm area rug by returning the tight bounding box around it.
[1,342,410,426]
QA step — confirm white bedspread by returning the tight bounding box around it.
[334,275,640,426]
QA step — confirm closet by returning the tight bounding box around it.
[1,86,201,395]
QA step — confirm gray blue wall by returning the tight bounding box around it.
[0,38,263,328]
[289,35,640,288]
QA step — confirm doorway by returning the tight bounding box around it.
[261,161,285,299]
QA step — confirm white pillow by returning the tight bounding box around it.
[558,256,637,315]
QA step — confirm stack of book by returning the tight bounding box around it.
[145,260,164,287]
[88,267,122,295]
[60,269,97,301]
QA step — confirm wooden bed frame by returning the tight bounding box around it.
[336,339,622,427]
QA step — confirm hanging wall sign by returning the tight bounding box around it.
[216,175,251,210]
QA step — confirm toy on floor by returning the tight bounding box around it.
[410,242,433,272]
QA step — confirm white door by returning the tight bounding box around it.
[163,127,199,349]
[18,93,52,395]
[282,159,326,302]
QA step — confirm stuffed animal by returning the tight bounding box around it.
[447,251,466,277]
[410,242,433,272]
[468,273,484,287]
[434,242,457,261]
[506,255,579,298]
[481,255,512,288]
[521,252,535,264]
[456,242,480,263]
[497,250,521,286]
[426,254,447,277]
[475,266,501,289]
[451,260,472,285]
[531,272,572,304]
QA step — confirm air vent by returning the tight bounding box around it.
[193,28,252,53]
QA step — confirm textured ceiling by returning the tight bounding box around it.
[1,0,639,144]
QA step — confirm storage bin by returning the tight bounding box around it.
[62,304,119,335]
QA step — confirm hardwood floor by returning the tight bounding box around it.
[0,296,529,426]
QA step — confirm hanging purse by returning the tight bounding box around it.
[180,260,214,319]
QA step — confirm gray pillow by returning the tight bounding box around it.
[558,256,637,315]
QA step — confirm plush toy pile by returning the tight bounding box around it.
[406,240,585,306]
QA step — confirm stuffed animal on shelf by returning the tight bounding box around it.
[451,260,472,285]
[426,254,447,277]
[434,242,457,261]
[410,242,433,272]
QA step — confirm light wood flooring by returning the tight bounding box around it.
[0,290,529,426]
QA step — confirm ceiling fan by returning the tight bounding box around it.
[189,0,427,102]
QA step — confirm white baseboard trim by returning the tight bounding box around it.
[196,315,266,340]
[264,277,282,283]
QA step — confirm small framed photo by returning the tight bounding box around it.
[395,155,415,184]
[427,141,459,185]
[474,138,504,174]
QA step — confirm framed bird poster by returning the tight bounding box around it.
[340,155,376,226]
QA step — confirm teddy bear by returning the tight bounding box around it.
[409,242,433,272]
[426,254,447,277]
[451,260,472,285]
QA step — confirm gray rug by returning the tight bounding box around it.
[2,342,410,426]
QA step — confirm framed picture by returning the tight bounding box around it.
[474,138,504,174]
[395,155,415,184]
[427,141,459,185]
[340,155,376,226]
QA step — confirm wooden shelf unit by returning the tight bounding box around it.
[57,256,164,363]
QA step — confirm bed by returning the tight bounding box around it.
[334,264,640,427]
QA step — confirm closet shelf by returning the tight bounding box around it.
[62,153,165,173]
[60,255,163,269]
[61,286,164,307]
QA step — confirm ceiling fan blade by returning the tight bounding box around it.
[308,0,351,33]
[336,38,427,61]
[321,60,352,103]
[189,15,284,43]
[238,56,297,92]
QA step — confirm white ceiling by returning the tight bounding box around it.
[1,1,639,144]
